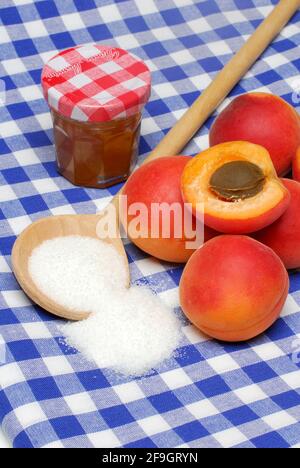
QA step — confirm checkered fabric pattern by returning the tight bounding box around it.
[41,44,151,121]
[0,0,300,449]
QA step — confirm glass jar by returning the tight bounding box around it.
[41,45,151,189]
[51,110,142,188]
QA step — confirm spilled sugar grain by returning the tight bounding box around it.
[29,236,182,376]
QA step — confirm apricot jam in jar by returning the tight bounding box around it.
[41,45,151,188]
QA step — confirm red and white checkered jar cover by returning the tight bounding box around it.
[41,45,151,122]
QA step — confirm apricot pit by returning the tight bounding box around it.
[209,160,265,201]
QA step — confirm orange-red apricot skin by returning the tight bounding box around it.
[121,156,218,263]
[179,236,289,342]
[255,179,300,270]
[292,147,300,182]
[210,93,300,176]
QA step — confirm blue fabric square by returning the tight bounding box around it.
[50,32,75,49]
[62,189,90,204]
[73,0,96,11]
[234,0,255,8]
[180,35,203,49]
[0,309,20,325]
[0,236,16,256]
[28,377,62,400]
[35,1,59,19]
[197,1,220,15]
[13,430,34,448]
[273,39,296,53]
[2,167,29,184]
[87,24,113,41]
[272,391,300,410]
[25,131,52,148]
[29,68,42,84]
[176,345,204,367]
[252,431,290,449]
[216,25,239,39]
[77,370,110,391]
[196,376,231,397]
[147,99,170,117]
[7,102,34,120]
[149,392,182,413]
[101,405,134,428]
[13,39,38,57]
[256,70,282,86]
[8,340,40,362]
[143,43,167,58]
[0,7,23,25]
[266,319,294,341]
[201,57,223,72]
[243,362,277,383]
[162,66,187,82]
[161,9,185,26]
[125,17,149,33]
[51,416,85,439]
[224,406,258,426]
[0,139,11,155]
[175,421,209,442]
[125,438,157,448]
[20,195,48,214]
[0,391,13,424]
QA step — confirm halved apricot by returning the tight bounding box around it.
[181,141,290,234]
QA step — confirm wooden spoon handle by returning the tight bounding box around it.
[144,0,299,163]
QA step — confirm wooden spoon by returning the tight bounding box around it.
[12,0,299,321]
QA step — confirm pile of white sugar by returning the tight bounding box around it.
[29,236,182,376]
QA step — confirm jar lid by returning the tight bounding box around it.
[41,45,151,122]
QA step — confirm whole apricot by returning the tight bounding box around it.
[255,178,300,269]
[180,236,289,342]
[121,156,218,263]
[210,93,300,176]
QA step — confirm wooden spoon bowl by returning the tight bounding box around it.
[12,214,130,321]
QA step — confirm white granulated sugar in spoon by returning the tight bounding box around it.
[29,235,182,376]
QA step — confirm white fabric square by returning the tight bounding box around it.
[263,411,297,430]
[99,4,122,22]
[152,27,176,41]
[88,430,120,448]
[8,215,32,235]
[214,427,248,448]
[114,381,145,403]
[208,354,240,374]
[43,356,74,376]
[0,363,25,389]
[0,120,21,137]
[123,77,146,91]
[22,322,52,340]
[160,368,192,390]
[171,50,195,65]
[281,371,300,389]
[0,185,17,202]
[2,291,31,308]
[153,82,177,98]
[138,414,170,436]
[0,257,11,273]
[186,399,219,419]
[68,73,92,88]
[24,20,48,38]
[61,12,86,31]
[115,34,140,51]
[208,40,232,56]
[65,393,98,415]
[14,403,47,429]
[100,61,123,74]
[32,178,59,194]
[18,85,43,102]
[3,58,26,75]
[183,324,209,344]
[48,55,69,72]
[235,384,267,405]
[253,342,285,361]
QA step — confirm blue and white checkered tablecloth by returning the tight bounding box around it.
[0,0,300,449]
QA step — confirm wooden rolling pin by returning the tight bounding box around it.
[144,0,299,162]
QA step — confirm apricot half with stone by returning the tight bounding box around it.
[181,141,290,234]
